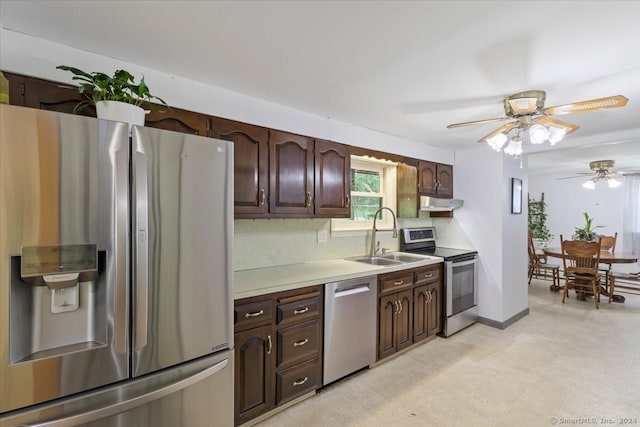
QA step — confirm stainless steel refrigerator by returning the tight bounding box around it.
[0,104,234,426]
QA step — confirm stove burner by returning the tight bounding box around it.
[400,227,477,262]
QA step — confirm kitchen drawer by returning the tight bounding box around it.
[414,265,441,286]
[276,358,320,405]
[277,297,320,327]
[234,299,273,330]
[277,320,320,369]
[379,272,413,294]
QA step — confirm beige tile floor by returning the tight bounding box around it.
[256,278,640,427]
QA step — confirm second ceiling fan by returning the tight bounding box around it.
[446,90,628,150]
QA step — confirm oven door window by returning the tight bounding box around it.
[451,262,476,315]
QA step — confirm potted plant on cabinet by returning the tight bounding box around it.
[528,193,553,248]
[56,66,167,126]
[572,212,603,241]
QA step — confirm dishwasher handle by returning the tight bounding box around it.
[334,284,371,298]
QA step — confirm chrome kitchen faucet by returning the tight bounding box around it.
[369,207,398,257]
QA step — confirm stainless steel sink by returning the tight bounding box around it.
[349,257,402,266]
[380,253,428,263]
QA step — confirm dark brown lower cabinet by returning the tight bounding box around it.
[377,289,413,360]
[234,324,275,426]
[378,264,444,361]
[276,358,321,406]
[414,281,442,342]
[234,286,322,426]
[425,281,443,337]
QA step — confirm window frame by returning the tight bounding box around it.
[331,156,397,234]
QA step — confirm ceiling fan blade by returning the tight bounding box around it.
[446,116,510,129]
[620,169,640,175]
[531,116,579,134]
[541,95,628,116]
[477,122,516,143]
[557,174,592,181]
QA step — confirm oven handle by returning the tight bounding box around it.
[447,258,477,268]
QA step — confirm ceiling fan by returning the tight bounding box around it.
[446,90,628,151]
[558,160,640,189]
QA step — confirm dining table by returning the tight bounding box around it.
[542,248,638,303]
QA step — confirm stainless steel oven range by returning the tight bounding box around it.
[400,227,478,337]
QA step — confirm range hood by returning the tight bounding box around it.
[420,196,464,212]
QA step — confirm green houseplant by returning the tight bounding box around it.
[56,66,167,121]
[528,194,553,247]
[573,212,603,241]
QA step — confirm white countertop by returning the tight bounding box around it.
[234,254,444,300]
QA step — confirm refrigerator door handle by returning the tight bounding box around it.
[134,151,149,351]
[19,359,229,427]
[114,148,128,354]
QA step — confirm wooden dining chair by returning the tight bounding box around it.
[528,230,560,290]
[560,235,603,309]
[598,232,618,291]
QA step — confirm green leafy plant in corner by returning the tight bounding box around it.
[57,66,167,113]
[572,212,604,241]
[528,194,553,246]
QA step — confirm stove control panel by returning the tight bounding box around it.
[401,227,435,244]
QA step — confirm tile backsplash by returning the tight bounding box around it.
[234,214,474,271]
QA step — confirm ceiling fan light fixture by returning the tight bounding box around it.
[547,126,566,145]
[487,132,508,151]
[504,136,523,156]
[582,180,596,190]
[529,124,550,144]
[608,177,622,188]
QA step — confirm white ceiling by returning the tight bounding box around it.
[2,0,640,174]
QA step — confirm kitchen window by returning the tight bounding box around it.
[331,156,397,233]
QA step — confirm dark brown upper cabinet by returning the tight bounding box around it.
[396,163,418,218]
[269,130,314,216]
[10,73,95,117]
[145,106,210,136]
[314,139,350,218]
[211,118,269,217]
[418,161,453,198]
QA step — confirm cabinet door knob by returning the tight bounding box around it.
[293,307,309,315]
[293,377,308,386]
[245,309,264,318]
[293,338,309,347]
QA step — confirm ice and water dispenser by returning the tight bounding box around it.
[9,244,107,364]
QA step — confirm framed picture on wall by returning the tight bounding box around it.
[511,178,522,214]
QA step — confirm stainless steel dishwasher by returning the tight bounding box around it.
[323,275,377,385]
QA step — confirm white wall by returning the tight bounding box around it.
[453,147,529,323]
[528,172,626,249]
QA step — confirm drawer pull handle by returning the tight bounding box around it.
[245,309,264,318]
[424,273,433,278]
[394,280,404,286]
[293,338,309,347]
[293,377,309,386]
[293,307,309,315]
[267,335,272,355]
